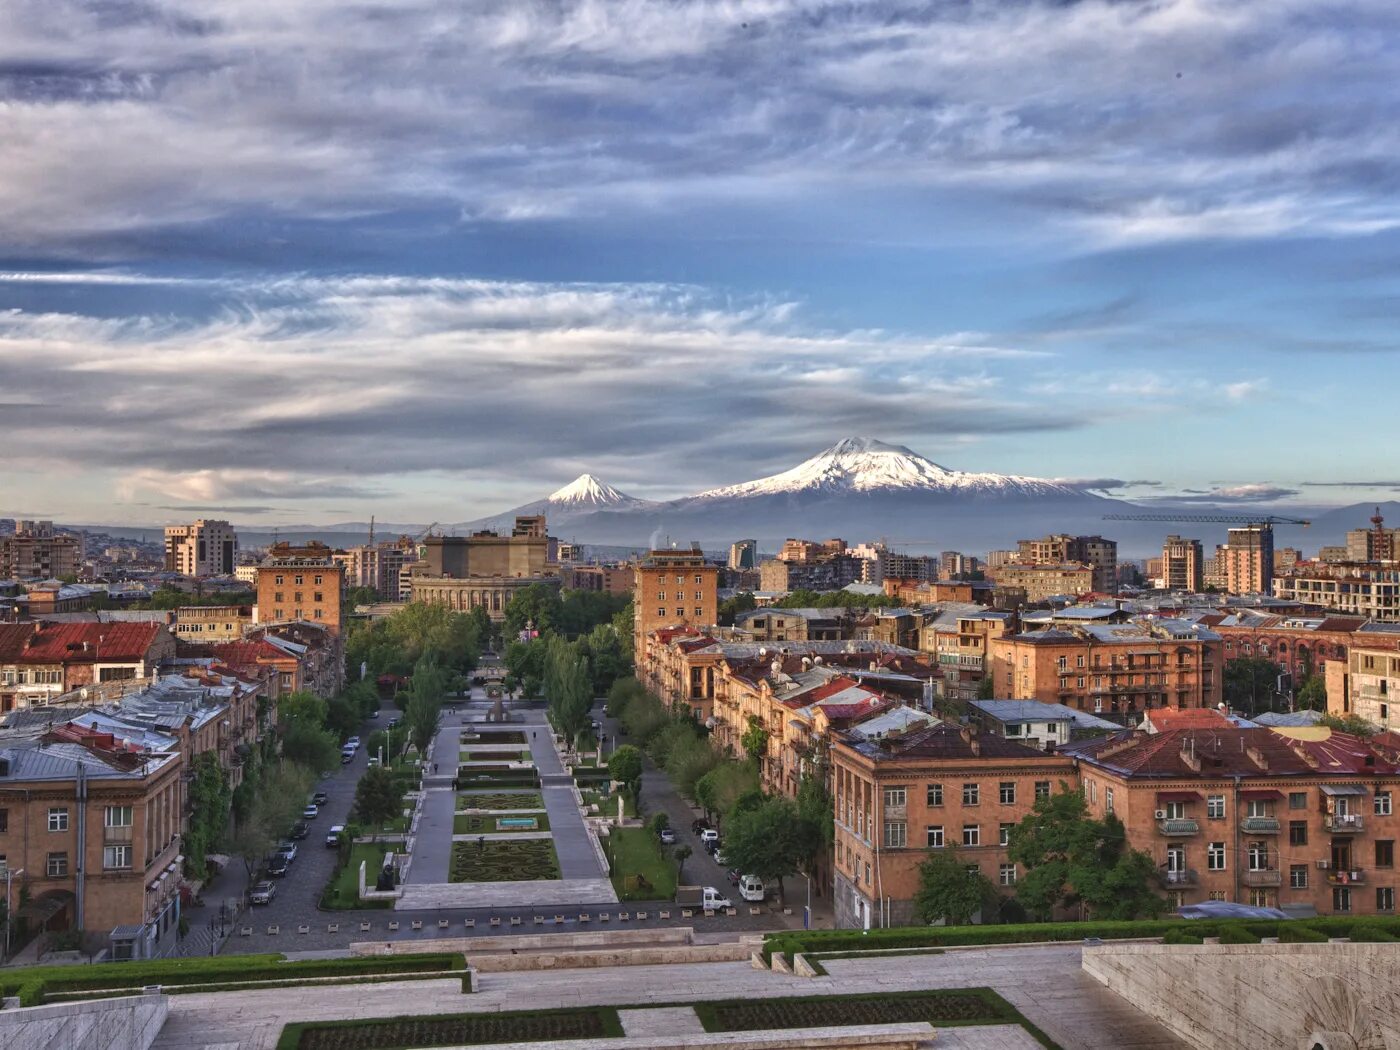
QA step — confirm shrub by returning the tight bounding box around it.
[1347,924,1398,942]
[1161,929,1203,945]
[17,979,46,1007]
[1279,925,1328,943]
[461,970,474,993]
[1218,927,1260,944]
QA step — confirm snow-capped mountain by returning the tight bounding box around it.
[546,473,644,508]
[456,473,653,532]
[691,437,1081,501]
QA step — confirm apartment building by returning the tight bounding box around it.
[728,540,758,571]
[163,519,237,577]
[1224,525,1274,596]
[1328,645,1400,732]
[0,521,81,581]
[830,722,1075,928]
[732,607,851,643]
[0,725,184,958]
[0,622,177,711]
[987,563,1095,604]
[1068,726,1400,918]
[1274,564,1400,622]
[632,549,719,653]
[560,564,635,596]
[1161,535,1204,592]
[408,517,558,621]
[1346,511,1399,563]
[1017,534,1118,594]
[255,554,345,634]
[919,610,1016,701]
[986,621,1223,717]
[171,604,251,642]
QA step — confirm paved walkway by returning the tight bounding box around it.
[151,943,1182,1050]
[403,715,463,886]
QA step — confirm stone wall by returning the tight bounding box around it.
[0,993,167,1050]
[1082,941,1400,1050]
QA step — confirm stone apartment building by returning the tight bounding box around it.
[919,610,1016,701]
[1223,525,1274,596]
[1066,726,1400,918]
[1161,535,1204,592]
[255,552,345,634]
[0,622,177,711]
[988,563,1096,603]
[986,621,1223,718]
[163,519,237,577]
[1328,644,1400,732]
[560,563,635,596]
[1016,534,1118,594]
[632,548,719,654]
[1273,563,1400,622]
[731,607,851,642]
[830,722,1075,928]
[0,521,82,581]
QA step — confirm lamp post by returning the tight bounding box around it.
[5,867,25,960]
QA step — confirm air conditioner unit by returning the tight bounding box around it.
[1316,859,1331,869]
[1154,810,1168,819]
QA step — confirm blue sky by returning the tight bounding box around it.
[3,0,1400,526]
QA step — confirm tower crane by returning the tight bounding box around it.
[1102,513,1310,527]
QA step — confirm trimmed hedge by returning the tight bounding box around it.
[0,952,467,1006]
[276,1004,623,1050]
[1218,927,1261,945]
[764,915,1400,961]
[1279,925,1328,943]
[1348,925,1399,943]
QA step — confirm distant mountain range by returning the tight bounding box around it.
[23,439,1396,558]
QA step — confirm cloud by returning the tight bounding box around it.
[154,504,279,515]
[1301,480,1400,488]
[0,272,1099,504]
[1052,477,1163,492]
[2,1,1400,254]
[1148,483,1301,504]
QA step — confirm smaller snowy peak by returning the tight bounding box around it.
[547,474,638,507]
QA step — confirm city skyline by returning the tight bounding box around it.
[5,2,1400,524]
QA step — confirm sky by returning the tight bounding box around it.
[4,0,1400,527]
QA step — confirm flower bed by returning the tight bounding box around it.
[450,838,560,882]
[460,730,527,744]
[460,750,531,762]
[694,989,1023,1036]
[456,791,543,811]
[277,1005,623,1050]
[453,812,550,835]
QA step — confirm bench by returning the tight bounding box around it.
[465,918,475,928]
[297,924,310,934]
[411,920,423,930]
[327,923,340,933]
[240,926,252,937]
[489,916,501,927]
[267,925,279,935]
[360,921,372,932]
[388,921,400,931]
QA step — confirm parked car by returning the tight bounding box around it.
[302,804,319,820]
[340,749,354,765]
[312,791,329,806]
[346,736,360,749]
[659,827,677,845]
[276,841,298,863]
[713,849,727,866]
[739,875,766,902]
[266,855,289,878]
[249,881,276,905]
[387,717,400,729]
[699,828,720,847]
[289,821,309,840]
[367,756,380,767]
[326,824,345,847]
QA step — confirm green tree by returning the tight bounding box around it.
[612,602,635,662]
[1224,656,1285,715]
[723,795,805,905]
[1320,712,1378,737]
[795,765,834,879]
[183,752,231,876]
[741,715,770,762]
[403,651,447,754]
[674,844,693,881]
[324,696,360,739]
[1008,788,1164,921]
[281,719,341,771]
[229,764,314,881]
[914,848,995,925]
[279,690,328,728]
[353,764,403,838]
[1297,675,1327,711]
[345,601,483,679]
[695,762,758,823]
[503,640,547,698]
[607,744,644,804]
[977,675,996,700]
[544,636,594,743]
[558,590,632,637]
[503,583,563,638]
[718,592,757,626]
[346,585,379,607]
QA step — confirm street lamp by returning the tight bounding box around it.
[5,867,25,960]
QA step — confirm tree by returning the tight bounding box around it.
[280,719,341,771]
[353,764,403,838]
[183,753,231,876]
[914,848,995,925]
[1297,675,1327,711]
[325,696,360,739]
[503,583,563,638]
[695,762,758,823]
[608,744,644,804]
[544,636,593,743]
[977,675,996,700]
[279,690,328,728]
[795,765,834,882]
[1008,787,1164,921]
[649,812,670,835]
[741,715,770,763]
[612,602,635,663]
[722,795,805,904]
[1224,656,1285,715]
[674,844,692,880]
[346,585,379,607]
[718,592,757,626]
[229,764,314,881]
[403,651,447,754]
[1321,712,1378,737]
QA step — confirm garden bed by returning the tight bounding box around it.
[456,791,544,811]
[322,842,399,909]
[277,1005,622,1050]
[453,813,550,835]
[450,838,560,882]
[460,731,527,745]
[607,826,676,901]
[460,750,532,762]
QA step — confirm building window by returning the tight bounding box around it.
[274,575,284,585]
[1289,821,1308,847]
[103,845,132,870]
[0,809,7,833]
[883,787,907,809]
[294,591,303,603]
[1034,781,1051,801]
[884,822,907,848]
[1105,787,1114,815]
[1377,840,1395,869]
[1208,890,1228,902]
[46,852,68,877]
[1289,864,1308,889]
[962,783,979,806]
[926,825,945,848]
[999,822,1013,846]
[657,608,666,618]
[999,782,1016,805]
[999,863,1017,886]
[48,808,68,833]
[1207,842,1226,871]
[1333,887,1352,913]
[294,575,303,585]
[694,608,703,617]
[1246,799,1270,818]
[1207,795,1225,819]
[1163,801,1185,820]
[1377,792,1393,816]
[962,824,980,847]
[926,783,943,807]
[104,805,133,828]
[1378,887,1396,912]
[314,575,323,585]
[313,592,323,603]
[1288,791,1307,810]
[1247,841,1269,871]
[1248,889,1271,908]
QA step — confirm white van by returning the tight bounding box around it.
[326,824,345,847]
[738,875,765,903]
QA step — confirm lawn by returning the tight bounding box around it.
[449,838,560,882]
[607,826,677,901]
[580,787,633,817]
[459,750,531,762]
[321,843,399,909]
[453,813,550,835]
[279,1006,623,1050]
[456,791,543,811]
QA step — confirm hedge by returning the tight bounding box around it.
[1279,925,1328,943]
[275,1004,623,1050]
[0,952,467,1005]
[1218,927,1260,945]
[763,916,1400,961]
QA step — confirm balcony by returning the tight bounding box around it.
[1157,818,1201,836]
[1158,868,1198,887]
[1324,814,1365,833]
[1327,869,1366,886]
[1241,816,1281,834]
[1242,868,1282,887]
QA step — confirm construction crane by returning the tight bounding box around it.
[1102,513,1310,527]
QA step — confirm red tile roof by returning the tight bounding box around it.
[1146,707,1235,731]
[0,622,166,664]
[859,721,1053,761]
[1071,727,1400,779]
